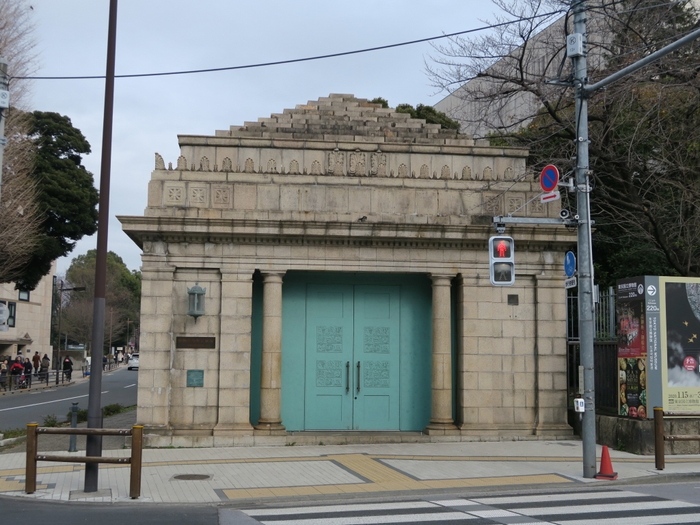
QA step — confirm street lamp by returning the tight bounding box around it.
[55,281,85,385]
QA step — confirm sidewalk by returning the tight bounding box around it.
[1,427,699,505]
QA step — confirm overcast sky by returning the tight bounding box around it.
[25,0,502,274]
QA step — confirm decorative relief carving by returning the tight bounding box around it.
[189,185,208,206]
[363,360,390,388]
[483,166,493,180]
[199,156,210,171]
[462,166,471,180]
[484,194,502,216]
[212,185,232,208]
[327,150,345,175]
[504,166,514,179]
[244,158,255,173]
[289,160,300,174]
[364,327,389,354]
[507,196,524,214]
[316,360,343,387]
[398,164,408,178]
[370,152,386,177]
[163,183,185,206]
[155,153,165,170]
[176,155,187,170]
[420,164,429,179]
[441,165,450,179]
[310,160,322,175]
[267,159,277,173]
[221,157,233,171]
[348,151,366,176]
[530,199,546,217]
[316,326,343,353]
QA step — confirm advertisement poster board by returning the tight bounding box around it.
[616,278,648,418]
[660,277,700,411]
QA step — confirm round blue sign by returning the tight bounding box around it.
[540,164,560,193]
[564,251,577,277]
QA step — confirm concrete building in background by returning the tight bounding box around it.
[120,94,576,447]
[0,262,55,360]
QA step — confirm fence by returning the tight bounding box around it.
[653,408,700,470]
[567,286,618,413]
[25,423,143,498]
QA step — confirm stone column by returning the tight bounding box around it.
[255,272,286,434]
[426,274,458,433]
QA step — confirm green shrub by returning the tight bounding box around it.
[42,414,58,427]
[102,403,123,417]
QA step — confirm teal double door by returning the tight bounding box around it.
[305,284,400,430]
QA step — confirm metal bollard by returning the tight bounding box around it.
[68,402,78,452]
[654,407,665,470]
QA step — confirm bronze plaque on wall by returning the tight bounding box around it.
[176,336,216,349]
[187,369,204,387]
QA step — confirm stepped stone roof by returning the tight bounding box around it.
[213,93,476,146]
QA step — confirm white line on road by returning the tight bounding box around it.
[123,384,136,388]
[0,391,109,411]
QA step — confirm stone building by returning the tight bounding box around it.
[119,94,575,447]
[0,263,55,361]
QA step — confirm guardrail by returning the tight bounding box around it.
[24,423,143,498]
[653,407,700,470]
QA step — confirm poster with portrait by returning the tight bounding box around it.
[660,277,700,411]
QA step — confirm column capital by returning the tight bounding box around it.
[261,271,286,283]
[429,273,454,285]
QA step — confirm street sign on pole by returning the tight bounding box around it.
[540,164,560,193]
[541,191,561,203]
[565,251,577,277]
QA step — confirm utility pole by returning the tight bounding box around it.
[571,0,597,479]
[568,0,700,478]
[85,0,118,493]
[0,58,9,207]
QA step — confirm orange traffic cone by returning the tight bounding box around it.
[595,445,618,480]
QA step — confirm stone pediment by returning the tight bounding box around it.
[142,94,552,224]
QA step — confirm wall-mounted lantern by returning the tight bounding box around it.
[187,283,206,320]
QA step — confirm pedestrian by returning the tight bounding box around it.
[0,359,7,391]
[62,355,73,382]
[32,351,41,376]
[9,357,24,389]
[24,357,33,387]
[103,354,107,371]
[40,354,50,384]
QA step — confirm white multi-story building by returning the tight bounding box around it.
[0,262,56,361]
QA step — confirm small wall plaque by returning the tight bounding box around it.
[176,336,216,349]
[187,369,204,387]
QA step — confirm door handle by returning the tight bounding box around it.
[346,361,350,394]
[356,361,361,393]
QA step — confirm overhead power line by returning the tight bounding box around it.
[12,9,566,81]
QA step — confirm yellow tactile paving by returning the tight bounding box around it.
[215,453,573,501]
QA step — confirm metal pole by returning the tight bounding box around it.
[85,0,118,493]
[69,402,78,452]
[654,407,665,470]
[55,281,64,385]
[572,0,597,479]
[0,58,8,207]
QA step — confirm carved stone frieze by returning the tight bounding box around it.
[189,184,209,207]
[212,184,233,209]
[163,182,186,206]
[348,151,366,176]
[327,150,345,175]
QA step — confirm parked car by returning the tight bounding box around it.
[127,353,139,370]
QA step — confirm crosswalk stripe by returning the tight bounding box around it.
[244,501,438,516]
[253,512,479,525]
[472,489,645,504]
[557,513,700,525]
[520,499,697,516]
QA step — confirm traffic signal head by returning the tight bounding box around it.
[489,236,515,286]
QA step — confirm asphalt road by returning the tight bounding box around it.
[0,366,137,431]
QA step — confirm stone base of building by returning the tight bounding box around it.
[139,425,576,448]
[458,423,574,440]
